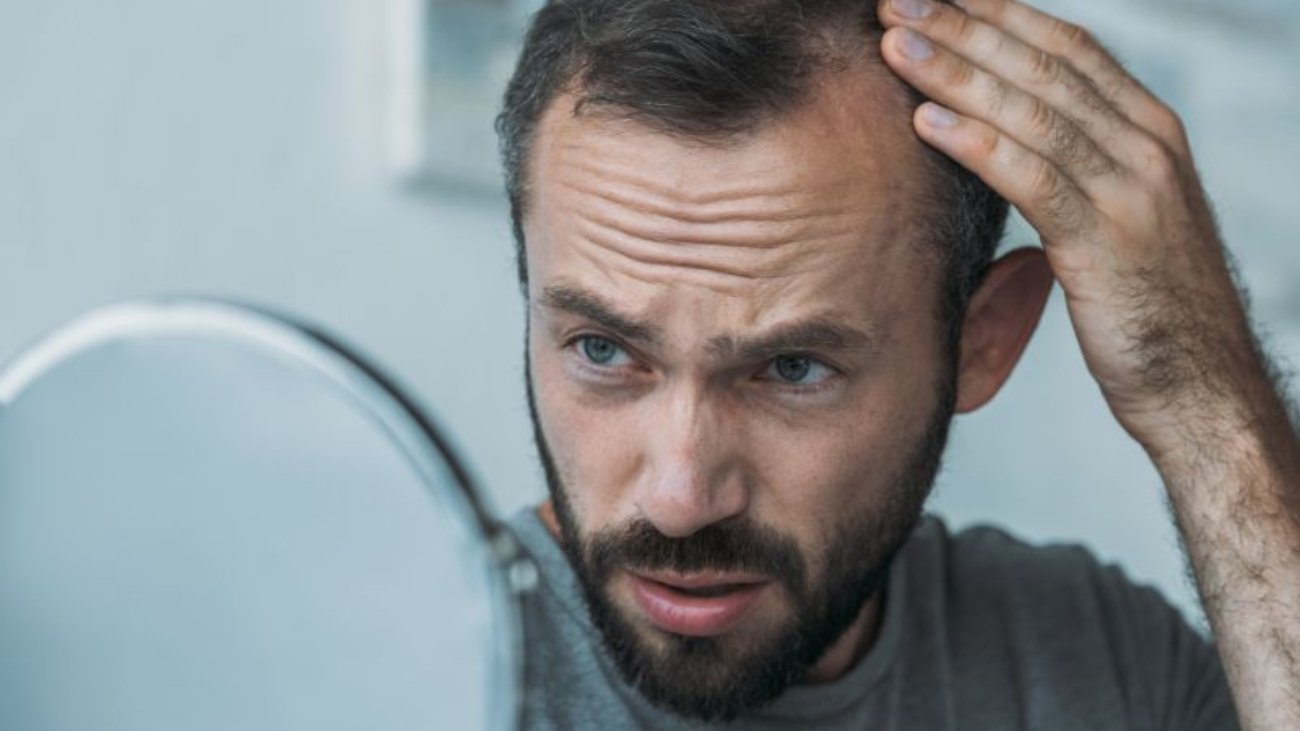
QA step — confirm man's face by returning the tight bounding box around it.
[523,70,955,720]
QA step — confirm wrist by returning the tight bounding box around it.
[1135,381,1297,487]
[1107,322,1281,460]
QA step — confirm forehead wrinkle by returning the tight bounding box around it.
[572,198,860,253]
[569,209,853,283]
[560,150,844,212]
[529,73,940,311]
[571,246,803,298]
[552,160,862,255]
[552,229,769,297]
[563,164,851,231]
[550,163,867,278]
[572,221,783,282]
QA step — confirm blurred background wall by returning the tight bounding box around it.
[1,0,1296,626]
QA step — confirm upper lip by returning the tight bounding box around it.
[628,570,770,590]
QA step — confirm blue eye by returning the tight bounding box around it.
[767,355,835,386]
[578,336,630,367]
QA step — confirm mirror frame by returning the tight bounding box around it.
[0,297,527,731]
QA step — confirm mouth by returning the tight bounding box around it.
[626,570,771,637]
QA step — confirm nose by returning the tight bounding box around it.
[633,385,749,538]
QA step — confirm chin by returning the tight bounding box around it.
[590,579,814,722]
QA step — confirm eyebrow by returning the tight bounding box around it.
[539,283,662,345]
[538,282,880,360]
[707,319,879,362]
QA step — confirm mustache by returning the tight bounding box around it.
[586,518,807,596]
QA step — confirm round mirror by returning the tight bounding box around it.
[0,299,525,731]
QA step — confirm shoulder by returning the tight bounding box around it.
[904,515,1202,662]
[896,516,1238,729]
[907,515,1180,620]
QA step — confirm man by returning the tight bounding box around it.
[494,0,1299,728]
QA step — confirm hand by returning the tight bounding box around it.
[876,0,1268,454]
[874,7,1300,727]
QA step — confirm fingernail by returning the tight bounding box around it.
[891,0,935,20]
[898,28,934,60]
[921,103,958,128]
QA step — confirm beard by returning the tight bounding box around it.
[524,359,956,722]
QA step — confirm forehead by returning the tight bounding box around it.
[524,66,940,338]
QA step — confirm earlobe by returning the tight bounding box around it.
[954,247,1055,414]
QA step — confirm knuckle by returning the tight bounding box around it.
[1149,102,1189,144]
[1030,159,1061,199]
[1051,20,1095,53]
[1025,49,1062,87]
[1065,22,1096,50]
[1088,68,1133,110]
[944,57,977,88]
[980,0,1010,21]
[1135,136,1180,185]
[980,75,1009,118]
[1073,74,1115,117]
[988,27,1011,57]
[972,126,1002,160]
[1026,98,1058,140]
[1039,175,1087,227]
[1037,176,1072,220]
[1128,132,1166,164]
[951,14,980,45]
[1047,123,1082,168]
[1043,62,1121,130]
[1026,155,1088,220]
[1027,105,1108,178]
[1083,149,1119,178]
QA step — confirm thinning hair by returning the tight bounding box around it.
[496,0,1009,348]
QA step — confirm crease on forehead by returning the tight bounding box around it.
[564,212,861,286]
[543,107,886,216]
[551,232,912,350]
[527,69,932,301]
[558,152,864,257]
[566,156,855,237]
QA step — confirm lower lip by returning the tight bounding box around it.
[628,574,768,637]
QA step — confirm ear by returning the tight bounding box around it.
[954,247,1055,414]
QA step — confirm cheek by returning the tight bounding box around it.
[529,337,645,526]
[746,376,938,541]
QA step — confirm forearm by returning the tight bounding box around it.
[1151,370,1300,731]
[866,0,1299,717]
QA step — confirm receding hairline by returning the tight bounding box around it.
[518,47,924,224]
[497,0,1009,343]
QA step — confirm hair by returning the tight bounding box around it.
[496,0,1009,350]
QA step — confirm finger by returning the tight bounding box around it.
[881,26,1120,189]
[877,0,1151,169]
[948,0,1189,152]
[912,101,1097,246]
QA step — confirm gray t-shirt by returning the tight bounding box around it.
[506,509,1239,730]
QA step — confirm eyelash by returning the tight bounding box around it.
[563,335,640,381]
[564,334,843,394]
[757,356,839,392]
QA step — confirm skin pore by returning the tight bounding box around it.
[522,53,1053,718]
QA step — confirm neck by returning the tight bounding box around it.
[802,592,883,683]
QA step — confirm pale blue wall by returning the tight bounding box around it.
[1,0,1296,627]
